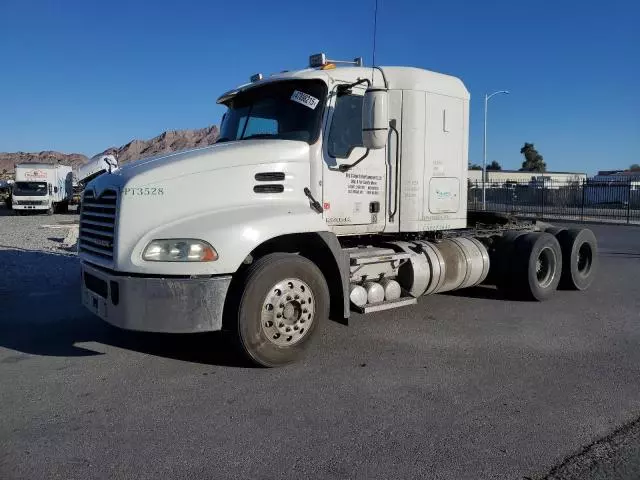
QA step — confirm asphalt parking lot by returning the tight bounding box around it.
[1,209,639,480]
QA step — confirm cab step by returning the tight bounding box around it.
[353,296,417,314]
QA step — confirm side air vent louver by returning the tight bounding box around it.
[255,172,285,182]
[254,184,285,194]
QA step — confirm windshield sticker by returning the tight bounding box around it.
[291,90,319,110]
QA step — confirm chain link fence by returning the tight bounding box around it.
[468,179,640,224]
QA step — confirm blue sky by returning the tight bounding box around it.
[1,0,638,174]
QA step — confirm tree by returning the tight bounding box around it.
[519,143,547,172]
[630,164,640,171]
[468,163,482,170]
[487,160,502,171]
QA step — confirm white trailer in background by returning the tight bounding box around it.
[77,154,118,186]
[12,163,73,215]
[73,154,118,209]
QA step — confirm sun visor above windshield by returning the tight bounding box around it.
[216,78,292,104]
[216,71,330,105]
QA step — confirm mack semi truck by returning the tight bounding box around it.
[79,54,598,367]
[12,163,73,215]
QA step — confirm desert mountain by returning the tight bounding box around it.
[0,125,219,176]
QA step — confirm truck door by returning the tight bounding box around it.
[321,84,386,232]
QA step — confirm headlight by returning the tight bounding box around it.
[142,239,218,262]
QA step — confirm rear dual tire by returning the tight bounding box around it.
[556,228,598,290]
[544,226,598,290]
[501,232,563,301]
[496,227,598,300]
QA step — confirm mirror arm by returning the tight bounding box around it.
[331,149,370,173]
[336,78,371,97]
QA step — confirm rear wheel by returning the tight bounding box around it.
[508,232,562,301]
[556,228,598,290]
[232,253,329,367]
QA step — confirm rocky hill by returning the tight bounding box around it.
[0,151,88,176]
[0,125,219,177]
[100,125,219,164]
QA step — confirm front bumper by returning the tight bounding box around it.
[13,204,48,211]
[81,261,232,333]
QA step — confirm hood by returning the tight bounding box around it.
[113,139,310,184]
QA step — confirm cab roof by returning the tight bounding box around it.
[216,66,469,104]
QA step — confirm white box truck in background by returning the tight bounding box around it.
[12,163,73,215]
[78,54,599,367]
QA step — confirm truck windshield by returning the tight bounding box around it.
[13,182,48,196]
[218,80,326,145]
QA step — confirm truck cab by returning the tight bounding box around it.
[11,180,50,213]
[79,54,597,366]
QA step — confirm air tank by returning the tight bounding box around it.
[363,281,385,304]
[390,237,490,297]
[379,278,402,301]
[349,284,368,308]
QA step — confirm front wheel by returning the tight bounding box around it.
[231,253,329,367]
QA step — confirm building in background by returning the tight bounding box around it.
[468,169,586,186]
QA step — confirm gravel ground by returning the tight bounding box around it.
[1,206,640,479]
[0,206,79,296]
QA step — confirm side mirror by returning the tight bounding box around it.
[362,88,389,149]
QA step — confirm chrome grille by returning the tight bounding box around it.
[79,189,117,259]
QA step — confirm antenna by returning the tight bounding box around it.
[371,0,378,82]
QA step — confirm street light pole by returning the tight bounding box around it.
[482,90,509,210]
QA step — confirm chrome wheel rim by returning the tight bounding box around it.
[577,243,592,274]
[536,247,556,288]
[261,278,315,346]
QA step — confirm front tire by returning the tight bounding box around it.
[232,253,329,367]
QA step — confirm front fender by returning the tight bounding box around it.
[121,202,330,275]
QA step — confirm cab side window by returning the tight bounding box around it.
[328,94,363,158]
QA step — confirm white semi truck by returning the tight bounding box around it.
[12,163,73,214]
[79,54,598,366]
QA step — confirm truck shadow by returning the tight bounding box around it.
[599,251,640,259]
[0,248,250,368]
[439,285,518,301]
